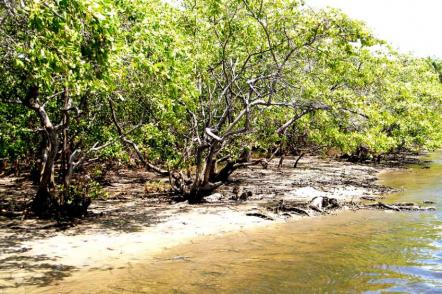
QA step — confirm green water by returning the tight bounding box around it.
[38,152,442,293]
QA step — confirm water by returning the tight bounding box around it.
[35,151,442,293]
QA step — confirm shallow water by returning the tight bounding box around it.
[33,151,442,293]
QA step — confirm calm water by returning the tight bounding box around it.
[37,151,442,293]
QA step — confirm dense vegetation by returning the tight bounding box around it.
[1,0,441,217]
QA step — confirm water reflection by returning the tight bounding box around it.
[33,152,442,293]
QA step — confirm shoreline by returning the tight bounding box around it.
[0,156,398,292]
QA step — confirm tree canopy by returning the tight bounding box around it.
[1,0,441,216]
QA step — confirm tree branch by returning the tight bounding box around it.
[108,98,169,176]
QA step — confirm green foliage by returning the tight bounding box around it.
[62,179,108,202]
[0,105,36,159]
[0,0,441,204]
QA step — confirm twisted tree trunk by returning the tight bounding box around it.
[26,86,60,217]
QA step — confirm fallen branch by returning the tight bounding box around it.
[363,202,436,212]
[246,212,274,221]
[282,206,310,216]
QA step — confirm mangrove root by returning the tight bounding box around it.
[246,212,274,221]
[364,202,436,212]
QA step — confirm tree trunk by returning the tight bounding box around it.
[293,152,305,168]
[31,127,59,217]
[30,137,47,184]
[26,86,60,217]
[187,182,219,204]
[60,89,72,206]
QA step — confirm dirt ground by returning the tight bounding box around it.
[0,156,397,292]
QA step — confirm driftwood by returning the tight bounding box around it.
[246,212,274,221]
[283,206,310,216]
[309,196,340,212]
[374,202,400,211]
[361,196,377,201]
[309,197,324,212]
[263,197,340,217]
[246,197,436,222]
[364,202,436,212]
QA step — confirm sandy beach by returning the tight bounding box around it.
[0,156,396,292]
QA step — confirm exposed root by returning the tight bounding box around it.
[31,189,91,220]
[245,212,274,221]
[256,198,437,222]
[262,197,341,218]
[281,206,310,216]
[362,202,436,212]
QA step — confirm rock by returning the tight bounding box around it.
[205,193,223,203]
[309,196,324,212]
[239,193,247,201]
[229,195,238,201]
[327,198,340,209]
[239,190,252,201]
[309,196,339,212]
[230,185,243,201]
[307,196,340,212]
[233,185,242,196]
